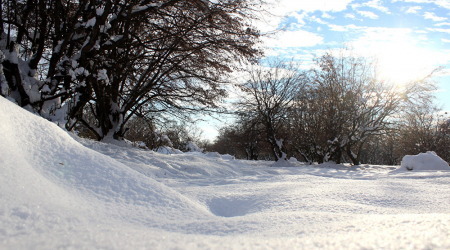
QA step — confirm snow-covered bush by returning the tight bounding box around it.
[399,151,450,171]
[185,141,203,152]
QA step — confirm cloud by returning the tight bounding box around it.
[405,6,422,14]
[357,10,379,19]
[263,29,324,48]
[394,0,450,9]
[309,16,328,25]
[267,0,353,16]
[427,28,450,34]
[321,12,334,19]
[351,0,390,13]
[346,27,450,82]
[351,3,361,9]
[424,12,448,22]
[397,0,431,3]
[328,24,364,32]
[345,13,357,19]
[436,22,450,27]
[434,0,450,9]
[328,24,349,31]
[442,38,450,43]
[362,0,391,13]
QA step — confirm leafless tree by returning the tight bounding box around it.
[292,48,439,165]
[0,0,264,140]
[235,60,306,161]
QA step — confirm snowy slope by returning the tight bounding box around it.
[1,96,450,249]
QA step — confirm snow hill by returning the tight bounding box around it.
[1,95,450,249]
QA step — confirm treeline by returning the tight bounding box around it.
[1,1,447,165]
[207,50,449,165]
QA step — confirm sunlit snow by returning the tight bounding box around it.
[1,96,450,249]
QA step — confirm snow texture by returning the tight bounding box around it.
[1,96,450,249]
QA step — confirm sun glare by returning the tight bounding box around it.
[371,40,436,86]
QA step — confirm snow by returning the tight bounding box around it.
[1,95,450,249]
[8,51,18,64]
[185,141,202,152]
[397,151,450,171]
[131,3,161,13]
[85,17,96,28]
[96,8,104,16]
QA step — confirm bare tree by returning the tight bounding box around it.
[235,60,306,161]
[0,0,264,141]
[293,48,439,165]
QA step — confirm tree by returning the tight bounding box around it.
[0,0,263,140]
[235,60,306,161]
[395,100,450,162]
[211,114,265,160]
[291,48,438,165]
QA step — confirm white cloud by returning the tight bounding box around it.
[405,6,422,14]
[328,24,364,32]
[436,22,450,27]
[435,0,450,9]
[263,30,324,48]
[351,0,390,13]
[321,12,334,19]
[442,38,450,43]
[362,0,391,13]
[268,0,353,15]
[348,27,450,83]
[351,3,361,9]
[357,10,379,19]
[398,0,433,3]
[427,28,450,34]
[329,24,349,31]
[345,13,357,19]
[424,12,448,22]
[418,35,428,41]
[394,0,450,9]
[309,16,328,25]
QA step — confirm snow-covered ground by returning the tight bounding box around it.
[1,96,450,249]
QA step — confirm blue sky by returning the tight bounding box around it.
[200,0,450,140]
[260,0,450,105]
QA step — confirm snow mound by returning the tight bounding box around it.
[75,137,245,179]
[155,146,183,154]
[186,141,202,152]
[271,158,296,167]
[205,151,222,159]
[398,151,450,171]
[221,154,235,160]
[0,96,208,225]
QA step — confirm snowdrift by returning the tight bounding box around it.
[398,151,450,171]
[0,96,210,232]
[2,96,450,250]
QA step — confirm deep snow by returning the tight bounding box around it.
[1,96,450,249]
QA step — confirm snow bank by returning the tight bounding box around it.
[76,138,245,179]
[205,151,222,159]
[2,96,450,249]
[0,96,210,241]
[398,151,450,171]
[155,146,183,154]
[221,154,235,160]
[186,141,202,152]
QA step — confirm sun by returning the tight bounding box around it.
[359,36,438,87]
